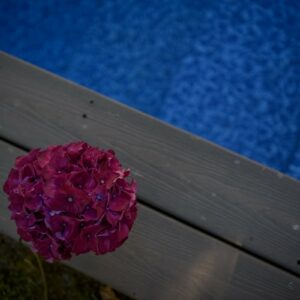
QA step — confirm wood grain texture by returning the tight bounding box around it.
[0,52,299,275]
[0,139,299,300]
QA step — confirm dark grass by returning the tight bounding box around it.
[0,233,133,300]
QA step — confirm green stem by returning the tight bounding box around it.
[34,252,48,300]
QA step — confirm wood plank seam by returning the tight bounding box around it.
[0,51,299,276]
[1,138,300,299]
[1,135,299,281]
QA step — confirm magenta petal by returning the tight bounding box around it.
[66,141,88,153]
[99,237,111,254]
[37,149,53,168]
[109,193,130,212]
[17,227,32,241]
[106,210,120,226]
[72,224,100,255]
[66,141,88,161]
[81,147,104,168]
[82,205,99,220]
[32,235,61,261]
[44,192,84,215]
[69,171,96,190]
[14,213,36,228]
[23,183,43,211]
[72,236,89,255]
[20,164,35,181]
[2,141,137,261]
[3,168,20,194]
[43,175,68,197]
[8,194,25,213]
[15,149,40,169]
[117,223,129,243]
[46,214,79,241]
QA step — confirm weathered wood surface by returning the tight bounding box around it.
[0,140,299,300]
[0,52,299,276]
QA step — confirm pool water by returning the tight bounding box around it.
[1,0,299,178]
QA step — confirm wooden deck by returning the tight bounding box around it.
[0,51,299,299]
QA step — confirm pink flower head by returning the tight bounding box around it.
[3,141,137,262]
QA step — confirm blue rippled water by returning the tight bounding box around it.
[1,0,299,178]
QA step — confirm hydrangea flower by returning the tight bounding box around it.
[3,141,137,262]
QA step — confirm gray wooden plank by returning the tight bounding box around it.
[0,51,299,275]
[0,139,299,300]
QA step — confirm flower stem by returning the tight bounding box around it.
[34,252,48,300]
